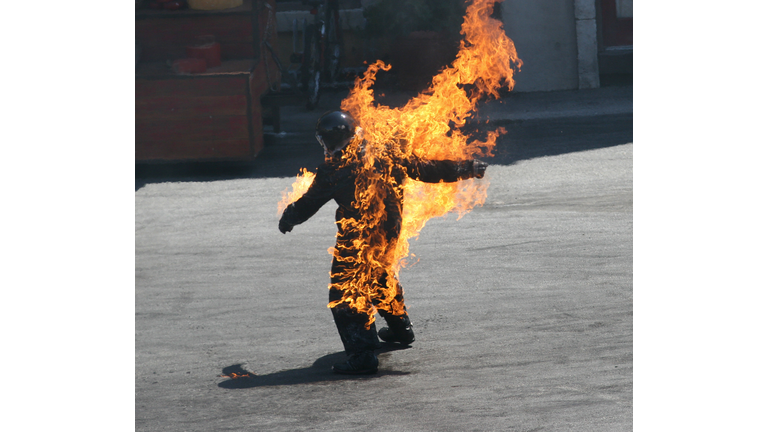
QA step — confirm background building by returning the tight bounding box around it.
[272,0,632,93]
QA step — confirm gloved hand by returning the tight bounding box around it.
[472,159,488,178]
[279,218,293,234]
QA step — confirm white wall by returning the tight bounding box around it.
[501,0,580,92]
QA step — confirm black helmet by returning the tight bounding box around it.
[315,111,358,156]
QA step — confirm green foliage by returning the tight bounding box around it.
[362,0,466,39]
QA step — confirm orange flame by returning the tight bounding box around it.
[220,372,254,379]
[280,0,521,326]
[277,168,316,215]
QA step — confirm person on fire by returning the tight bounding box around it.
[278,111,488,374]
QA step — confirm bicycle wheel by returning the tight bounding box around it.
[307,63,321,110]
[326,38,341,85]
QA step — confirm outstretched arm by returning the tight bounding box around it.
[402,156,488,183]
[279,172,334,233]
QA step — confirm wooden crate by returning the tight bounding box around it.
[135,0,280,162]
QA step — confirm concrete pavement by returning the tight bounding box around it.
[135,84,632,431]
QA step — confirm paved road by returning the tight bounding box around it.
[135,89,632,431]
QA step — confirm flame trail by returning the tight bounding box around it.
[279,0,521,325]
[277,168,316,215]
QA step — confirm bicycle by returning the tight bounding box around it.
[293,0,343,110]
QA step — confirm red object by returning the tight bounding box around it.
[186,42,222,68]
[173,58,207,74]
[136,71,269,161]
[135,0,280,163]
[148,2,162,9]
[601,0,632,46]
[164,0,183,10]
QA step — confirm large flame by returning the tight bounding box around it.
[279,0,521,325]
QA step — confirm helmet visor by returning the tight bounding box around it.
[316,132,352,155]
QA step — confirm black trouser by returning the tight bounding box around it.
[329,250,409,354]
[328,295,380,355]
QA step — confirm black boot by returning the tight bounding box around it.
[378,312,415,345]
[330,303,381,374]
[331,306,381,351]
[332,350,379,375]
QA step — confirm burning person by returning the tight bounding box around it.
[278,111,488,374]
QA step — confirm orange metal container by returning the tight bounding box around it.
[186,42,222,68]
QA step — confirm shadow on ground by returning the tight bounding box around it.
[218,345,411,389]
[487,113,632,165]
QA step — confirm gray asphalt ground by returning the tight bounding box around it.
[135,83,633,431]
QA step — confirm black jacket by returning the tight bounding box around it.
[280,152,475,241]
